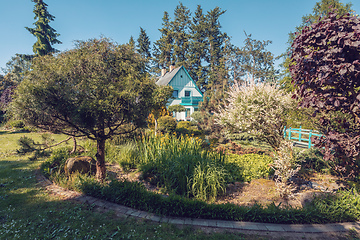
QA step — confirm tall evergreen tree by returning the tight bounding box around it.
[196,7,230,144]
[171,3,191,69]
[153,12,173,70]
[189,5,208,89]
[205,7,229,92]
[128,36,136,51]
[137,27,152,59]
[26,0,61,56]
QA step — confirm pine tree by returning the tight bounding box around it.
[205,7,229,92]
[136,27,152,59]
[153,12,173,70]
[128,36,135,51]
[196,7,230,144]
[136,27,152,72]
[26,0,61,56]
[189,5,208,89]
[171,3,191,68]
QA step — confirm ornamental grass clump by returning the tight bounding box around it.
[138,134,227,201]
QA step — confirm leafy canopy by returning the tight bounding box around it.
[290,11,360,178]
[11,38,156,180]
[12,38,155,139]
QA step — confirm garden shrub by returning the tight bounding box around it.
[40,147,71,178]
[225,153,274,182]
[9,119,25,129]
[176,121,202,136]
[297,148,331,173]
[272,140,301,198]
[216,141,272,156]
[157,116,177,134]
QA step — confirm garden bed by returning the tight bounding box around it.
[106,162,348,209]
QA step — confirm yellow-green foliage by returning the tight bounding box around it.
[139,133,226,201]
[226,153,274,182]
[176,121,202,136]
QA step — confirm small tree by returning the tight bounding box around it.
[11,38,155,180]
[158,116,177,134]
[168,104,186,114]
[215,80,294,150]
[290,11,360,178]
[151,86,173,135]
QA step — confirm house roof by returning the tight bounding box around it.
[155,66,182,86]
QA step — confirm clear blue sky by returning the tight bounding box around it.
[1,0,359,74]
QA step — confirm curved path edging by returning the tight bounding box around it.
[36,173,360,234]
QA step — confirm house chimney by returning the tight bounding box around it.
[161,67,167,77]
[169,64,175,72]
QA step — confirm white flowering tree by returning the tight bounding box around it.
[216,81,299,197]
[215,80,295,150]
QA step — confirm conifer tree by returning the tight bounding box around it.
[171,3,191,68]
[153,12,173,70]
[196,7,230,144]
[205,7,229,92]
[26,0,61,56]
[189,5,208,89]
[137,27,152,59]
[128,36,136,51]
[136,27,152,72]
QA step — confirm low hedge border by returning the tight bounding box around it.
[79,178,360,224]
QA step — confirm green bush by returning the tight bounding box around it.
[297,148,331,173]
[40,147,71,178]
[310,188,360,222]
[79,178,360,224]
[157,116,177,134]
[138,134,227,201]
[176,121,202,136]
[9,119,25,129]
[176,121,192,129]
[225,154,274,182]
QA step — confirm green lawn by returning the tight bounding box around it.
[0,130,271,240]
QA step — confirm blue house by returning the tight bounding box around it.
[156,65,203,121]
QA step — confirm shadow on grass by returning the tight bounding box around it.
[0,130,31,135]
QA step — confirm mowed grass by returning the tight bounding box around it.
[0,130,270,240]
[0,130,70,155]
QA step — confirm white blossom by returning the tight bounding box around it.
[215,80,294,149]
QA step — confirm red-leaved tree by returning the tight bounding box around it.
[290,11,360,178]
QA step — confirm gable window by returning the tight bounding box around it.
[185,90,191,97]
[173,90,178,98]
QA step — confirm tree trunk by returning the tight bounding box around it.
[69,136,77,155]
[154,118,158,136]
[95,138,107,181]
